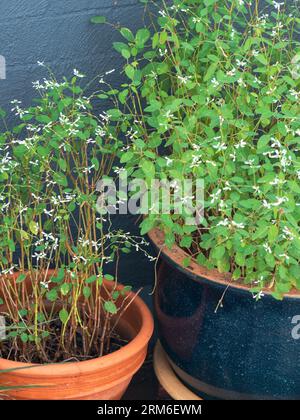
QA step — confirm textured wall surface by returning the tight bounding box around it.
[0,0,155,288]
[0,0,145,114]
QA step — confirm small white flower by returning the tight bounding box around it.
[262,200,271,209]
[273,1,284,11]
[159,48,168,56]
[213,142,227,152]
[263,242,272,254]
[279,253,290,262]
[289,89,300,99]
[230,152,236,162]
[235,139,247,149]
[227,68,236,77]
[2,266,16,275]
[211,78,219,88]
[237,78,246,87]
[158,10,167,17]
[177,75,192,85]
[266,86,276,95]
[253,291,265,300]
[217,218,229,227]
[223,181,231,191]
[236,59,247,67]
[165,157,173,167]
[73,69,85,78]
[273,196,288,206]
[192,17,201,23]
[44,209,54,217]
[232,221,245,229]
[210,189,221,204]
[282,226,295,241]
[244,159,259,168]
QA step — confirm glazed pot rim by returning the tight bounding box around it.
[148,228,300,300]
[0,274,154,376]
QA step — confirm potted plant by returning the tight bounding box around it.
[96,0,300,399]
[0,71,154,400]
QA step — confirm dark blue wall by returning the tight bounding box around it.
[0,0,145,115]
[0,0,155,288]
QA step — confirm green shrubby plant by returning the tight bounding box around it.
[96,0,300,298]
[0,69,151,363]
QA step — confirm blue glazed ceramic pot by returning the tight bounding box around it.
[149,229,300,400]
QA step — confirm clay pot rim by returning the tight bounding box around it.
[148,228,300,300]
[0,274,154,377]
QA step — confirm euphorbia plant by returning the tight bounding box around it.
[0,70,151,363]
[96,0,300,298]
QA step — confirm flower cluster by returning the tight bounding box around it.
[104,0,300,299]
[0,71,153,362]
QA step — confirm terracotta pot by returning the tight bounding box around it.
[0,273,154,400]
[149,228,300,400]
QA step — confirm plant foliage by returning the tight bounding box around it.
[97,0,300,298]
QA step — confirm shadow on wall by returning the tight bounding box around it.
[0,0,155,288]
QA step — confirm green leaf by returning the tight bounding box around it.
[120,27,135,42]
[288,180,300,194]
[85,275,97,284]
[204,0,217,5]
[211,245,225,260]
[36,115,52,124]
[232,268,241,280]
[16,274,26,284]
[37,146,49,157]
[257,135,270,152]
[58,158,67,172]
[182,256,192,268]
[180,236,193,248]
[121,49,131,59]
[7,239,15,252]
[29,221,39,235]
[268,225,278,244]
[120,151,134,163]
[53,172,68,187]
[46,289,58,302]
[136,28,150,46]
[256,54,268,66]
[125,65,135,80]
[104,301,118,314]
[140,217,155,235]
[20,333,28,343]
[204,62,218,82]
[140,159,155,179]
[52,268,65,283]
[107,108,122,119]
[59,308,69,324]
[91,157,99,171]
[13,145,27,159]
[20,230,29,240]
[60,283,70,296]
[91,16,106,24]
[83,286,91,299]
